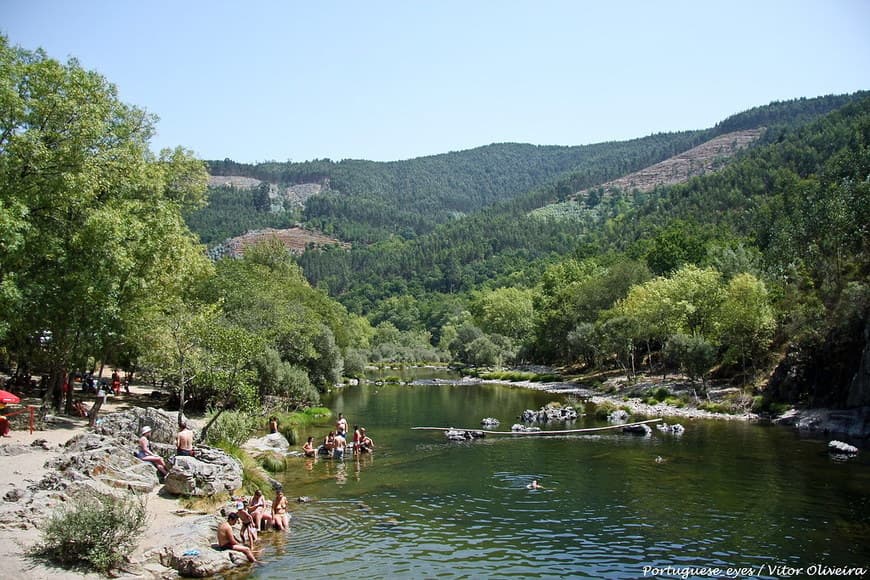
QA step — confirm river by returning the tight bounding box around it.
[243,381,869,579]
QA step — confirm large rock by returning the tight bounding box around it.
[151,514,250,577]
[243,431,291,455]
[163,447,242,496]
[49,432,160,493]
[94,406,187,445]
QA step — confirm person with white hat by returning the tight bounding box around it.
[136,425,168,477]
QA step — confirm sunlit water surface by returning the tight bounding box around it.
[234,382,868,579]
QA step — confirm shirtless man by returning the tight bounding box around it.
[333,430,347,460]
[176,422,195,457]
[217,513,258,563]
[336,412,349,437]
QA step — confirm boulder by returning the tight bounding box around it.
[94,406,188,445]
[608,409,630,423]
[622,423,652,436]
[49,432,160,493]
[163,447,242,497]
[151,514,249,577]
[243,431,291,455]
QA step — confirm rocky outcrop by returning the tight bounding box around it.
[773,407,870,438]
[520,405,579,423]
[163,447,243,497]
[847,323,870,407]
[94,406,183,445]
[151,514,250,577]
[243,431,291,455]
[50,432,161,493]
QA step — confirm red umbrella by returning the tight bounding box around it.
[0,390,21,405]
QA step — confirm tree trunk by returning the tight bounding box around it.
[88,394,104,427]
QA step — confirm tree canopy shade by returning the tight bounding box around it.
[0,36,210,409]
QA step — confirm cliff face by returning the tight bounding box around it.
[847,322,870,407]
[767,319,869,409]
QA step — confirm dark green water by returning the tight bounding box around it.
[249,383,869,579]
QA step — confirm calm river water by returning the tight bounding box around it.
[243,381,869,579]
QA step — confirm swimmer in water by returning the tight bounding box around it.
[527,480,543,490]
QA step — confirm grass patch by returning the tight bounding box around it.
[479,370,561,382]
[698,401,737,415]
[259,451,288,473]
[215,441,272,496]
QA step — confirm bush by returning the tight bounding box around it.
[32,493,147,573]
[592,400,619,420]
[259,452,287,473]
[652,387,671,402]
[203,410,259,448]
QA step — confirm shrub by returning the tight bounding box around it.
[592,400,619,420]
[203,410,259,448]
[32,493,147,573]
[259,452,287,473]
[652,387,671,402]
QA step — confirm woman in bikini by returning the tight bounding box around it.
[248,489,272,530]
[271,489,289,531]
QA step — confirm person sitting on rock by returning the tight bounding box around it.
[322,431,336,457]
[176,421,195,457]
[135,426,168,477]
[248,489,272,530]
[217,512,259,563]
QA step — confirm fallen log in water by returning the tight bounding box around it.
[411,417,663,436]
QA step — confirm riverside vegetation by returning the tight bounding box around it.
[0,35,868,574]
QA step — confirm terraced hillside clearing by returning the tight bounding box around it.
[207,227,347,260]
[572,128,764,199]
[532,128,764,221]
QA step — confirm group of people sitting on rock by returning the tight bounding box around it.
[217,488,291,564]
[303,412,375,459]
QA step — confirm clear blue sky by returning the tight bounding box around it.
[3,0,868,163]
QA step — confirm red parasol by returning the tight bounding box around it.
[0,390,21,405]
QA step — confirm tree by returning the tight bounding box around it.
[0,37,210,412]
[470,287,536,345]
[716,273,775,376]
[665,333,716,398]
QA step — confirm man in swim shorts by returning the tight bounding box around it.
[217,513,258,563]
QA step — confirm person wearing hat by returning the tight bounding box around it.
[136,425,168,477]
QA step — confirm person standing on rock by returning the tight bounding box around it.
[176,421,195,457]
[217,513,259,563]
[136,426,168,477]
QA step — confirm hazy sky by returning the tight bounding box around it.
[3,0,868,163]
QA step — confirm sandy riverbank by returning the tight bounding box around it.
[0,385,194,579]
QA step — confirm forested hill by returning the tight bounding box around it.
[205,134,708,243]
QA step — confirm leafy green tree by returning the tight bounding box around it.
[665,333,716,397]
[0,37,209,411]
[716,273,776,375]
[470,287,536,344]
